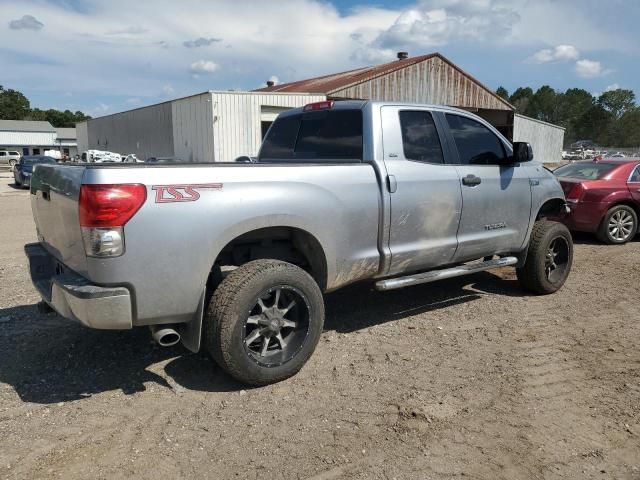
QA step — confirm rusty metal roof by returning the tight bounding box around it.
[254,53,514,111]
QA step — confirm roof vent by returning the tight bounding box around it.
[397,51,409,60]
[266,80,275,87]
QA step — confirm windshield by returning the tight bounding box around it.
[553,162,617,180]
[23,156,57,165]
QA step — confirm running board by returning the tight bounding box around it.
[375,256,518,291]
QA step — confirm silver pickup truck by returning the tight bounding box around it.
[25,100,572,385]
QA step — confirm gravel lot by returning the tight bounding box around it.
[0,169,639,479]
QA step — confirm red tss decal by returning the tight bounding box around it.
[151,183,223,203]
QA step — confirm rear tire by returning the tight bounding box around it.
[517,220,573,295]
[203,260,324,386]
[8,159,17,169]
[596,205,638,244]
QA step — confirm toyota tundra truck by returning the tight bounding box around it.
[25,100,573,385]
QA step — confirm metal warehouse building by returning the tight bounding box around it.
[257,52,565,163]
[78,53,564,163]
[77,91,324,162]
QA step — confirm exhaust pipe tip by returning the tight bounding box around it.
[150,326,181,347]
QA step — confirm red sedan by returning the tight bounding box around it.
[554,160,640,244]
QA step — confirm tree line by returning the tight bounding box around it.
[496,85,639,148]
[0,85,91,128]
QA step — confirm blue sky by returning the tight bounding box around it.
[2,0,638,117]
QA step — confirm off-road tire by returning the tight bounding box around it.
[203,259,324,386]
[517,220,573,295]
[596,205,638,245]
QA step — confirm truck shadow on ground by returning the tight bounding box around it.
[0,271,521,403]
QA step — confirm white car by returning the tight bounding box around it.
[0,150,22,168]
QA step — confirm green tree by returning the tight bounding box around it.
[0,85,31,119]
[597,89,636,120]
[496,86,509,101]
[618,108,640,147]
[557,88,595,144]
[509,87,533,114]
[527,85,560,123]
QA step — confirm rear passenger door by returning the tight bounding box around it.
[442,113,532,262]
[381,106,462,275]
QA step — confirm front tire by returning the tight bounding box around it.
[204,260,324,386]
[517,220,573,295]
[597,205,638,244]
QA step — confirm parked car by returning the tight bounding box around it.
[24,100,572,386]
[13,155,57,188]
[0,150,22,168]
[554,160,640,244]
[123,154,144,163]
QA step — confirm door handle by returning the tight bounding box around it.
[462,174,481,186]
[387,175,397,193]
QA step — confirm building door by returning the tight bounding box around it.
[442,113,532,262]
[381,106,463,275]
[22,147,29,156]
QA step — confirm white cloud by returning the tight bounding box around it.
[0,0,632,115]
[374,1,520,49]
[87,103,111,117]
[125,97,141,105]
[605,83,620,91]
[9,14,43,30]
[575,59,603,78]
[184,37,222,48]
[531,44,579,63]
[189,60,219,74]
[268,75,280,85]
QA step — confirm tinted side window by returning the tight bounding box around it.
[0,152,6,157]
[295,110,362,160]
[399,111,444,163]
[631,166,640,182]
[446,114,506,165]
[259,115,300,160]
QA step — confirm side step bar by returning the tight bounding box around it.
[375,256,518,291]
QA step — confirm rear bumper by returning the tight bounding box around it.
[560,201,608,233]
[25,243,132,330]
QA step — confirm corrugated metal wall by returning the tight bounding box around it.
[513,114,565,164]
[85,102,174,160]
[330,56,511,111]
[211,92,325,161]
[0,131,56,147]
[76,122,88,154]
[172,93,215,162]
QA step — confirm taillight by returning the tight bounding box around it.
[79,184,146,227]
[79,184,146,257]
[565,183,585,204]
[303,100,334,112]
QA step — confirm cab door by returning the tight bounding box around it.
[441,113,532,262]
[381,106,463,275]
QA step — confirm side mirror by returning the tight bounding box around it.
[512,142,533,163]
[235,155,254,163]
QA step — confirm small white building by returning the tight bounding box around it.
[0,120,77,157]
[77,91,325,162]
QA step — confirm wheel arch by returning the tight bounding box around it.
[211,225,329,292]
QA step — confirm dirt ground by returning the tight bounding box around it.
[0,169,639,480]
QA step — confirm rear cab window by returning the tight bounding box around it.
[259,109,363,162]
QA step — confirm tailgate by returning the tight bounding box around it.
[30,164,88,275]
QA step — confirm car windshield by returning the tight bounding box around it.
[23,156,57,165]
[553,162,617,180]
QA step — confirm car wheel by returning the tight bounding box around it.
[8,159,17,169]
[597,205,638,245]
[517,220,573,295]
[203,259,324,386]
